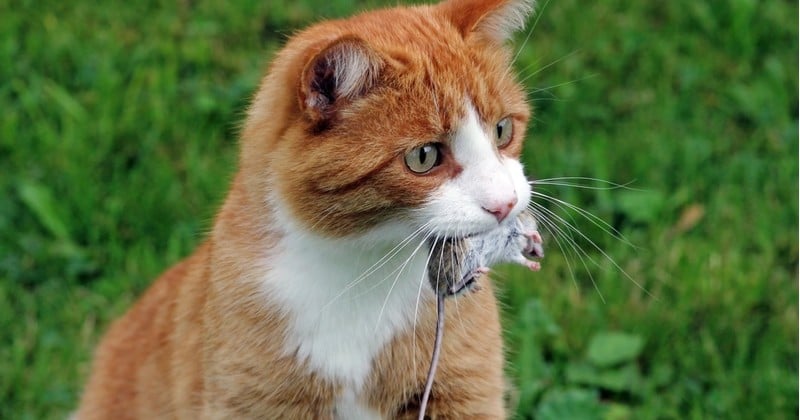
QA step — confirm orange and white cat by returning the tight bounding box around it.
[76,0,536,417]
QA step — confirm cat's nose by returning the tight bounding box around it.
[483,196,518,223]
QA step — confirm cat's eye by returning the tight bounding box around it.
[495,117,513,148]
[404,143,442,174]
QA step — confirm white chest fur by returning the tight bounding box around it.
[263,222,433,414]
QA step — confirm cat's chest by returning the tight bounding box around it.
[262,230,433,410]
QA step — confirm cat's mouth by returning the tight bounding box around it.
[457,219,517,240]
[436,229,488,243]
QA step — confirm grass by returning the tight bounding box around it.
[1,0,796,418]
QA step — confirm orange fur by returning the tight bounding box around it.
[77,0,533,418]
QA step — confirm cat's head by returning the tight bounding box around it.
[241,0,535,242]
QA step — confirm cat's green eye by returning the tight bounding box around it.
[404,143,441,174]
[495,117,513,148]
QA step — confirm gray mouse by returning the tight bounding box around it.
[418,210,544,419]
[427,210,544,297]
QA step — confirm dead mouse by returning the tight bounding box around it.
[427,209,544,297]
[418,210,544,419]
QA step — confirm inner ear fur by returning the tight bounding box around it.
[298,36,384,125]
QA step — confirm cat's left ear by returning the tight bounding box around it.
[299,36,384,125]
[439,0,535,43]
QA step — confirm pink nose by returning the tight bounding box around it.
[483,197,517,223]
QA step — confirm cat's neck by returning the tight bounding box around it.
[266,197,432,386]
[212,184,433,391]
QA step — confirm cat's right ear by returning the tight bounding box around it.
[298,37,383,125]
[439,0,535,44]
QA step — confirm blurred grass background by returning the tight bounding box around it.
[0,0,796,418]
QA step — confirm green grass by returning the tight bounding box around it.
[1,0,796,418]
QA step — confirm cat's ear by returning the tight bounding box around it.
[439,0,535,43]
[299,37,383,124]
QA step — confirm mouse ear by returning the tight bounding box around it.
[298,36,384,125]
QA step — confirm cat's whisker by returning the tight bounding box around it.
[529,97,566,103]
[529,206,585,295]
[533,176,641,191]
[528,86,559,101]
[512,0,551,63]
[530,176,639,247]
[321,223,431,311]
[436,232,447,298]
[527,74,598,96]
[361,224,432,277]
[530,207,581,276]
[309,206,336,229]
[529,201,651,297]
[360,233,431,305]
[414,234,443,378]
[450,224,469,336]
[351,228,434,303]
[533,180,625,191]
[531,209,602,297]
[428,76,441,120]
[511,57,543,84]
[531,190,635,248]
[373,230,438,331]
[518,49,581,85]
[530,203,605,302]
[352,223,433,283]
[532,181,638,191]
[536,176,629,183]
[530,202,611,271]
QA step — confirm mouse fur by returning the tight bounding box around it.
[427,210,543,296]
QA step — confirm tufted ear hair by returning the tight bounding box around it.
[298,36,384,125]
[439,0,535,43]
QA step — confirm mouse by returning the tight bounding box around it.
[427,209,544,297]
[418,209,544,419]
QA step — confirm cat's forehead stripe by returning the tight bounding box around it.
[419,54,516,138]
[451,102,497,166]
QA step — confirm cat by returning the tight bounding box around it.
[76,0,536,418]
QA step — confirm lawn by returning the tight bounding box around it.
[1,0,797,418]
